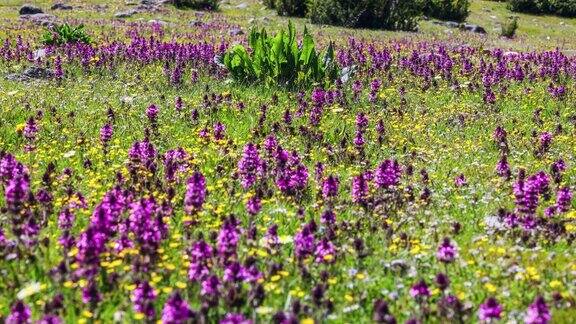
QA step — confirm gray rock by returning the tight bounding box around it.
[461,23,486,34]
[115,9,138,18]
[51,3,73,10]
[235,2,248,9]
[190,20,204,27]
[20,13,57,26]
[19,4,43,15]
[229,27,244,36]
[33,49,47,61]
[148,19,168,25]
[93,4,109,12]
[7,66,54,82]
[433,21,460,29]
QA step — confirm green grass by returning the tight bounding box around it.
[0,0,575,323]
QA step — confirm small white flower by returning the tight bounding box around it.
[17,282,42,299]
[343,304,360,313]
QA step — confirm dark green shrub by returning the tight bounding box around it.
[275,0,307,16]
[507,0,547,14]
[508,0,576,17]
[222,21,339,88]
[263,0,276,9]
[551,0,576,16]
[173,0,219,10]
[422,0,470,22]
[41,24,91,46]
[500,16,519,38]
[308,0,421,30]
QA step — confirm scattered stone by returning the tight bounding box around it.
[20,13,57,26]
[148,19,168,25]
[229,27,244,36]
[462,23,486,34]
[19,4,43,15]
[7,67,54,82]
[433,21,460,29]
[235,2,248,9]
[115,9,138,18]
[93,4,109,12]
[51,3,73,10]
[33,49,47,61]
[190,20,204,27]
[434,21,487,34]
[120,96,135,105]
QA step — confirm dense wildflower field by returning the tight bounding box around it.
[1,1,576,323]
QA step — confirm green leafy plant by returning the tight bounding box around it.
[41,23,92,46]
[500,16,519,38]
[307,0,421,31]
[173,0,219,10]
[222,21,339,88]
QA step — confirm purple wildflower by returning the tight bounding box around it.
[161,293,195,324]
[478,297,502,321]
[54,55,63,79]
[6,301,31,324]
[213,122,226,140]
[184,171,206,214]
[217,218,240,259]
[37,315,63,324]
[409,280,430,299]
[314,238,336,263]
[237,143,264,189]
[454,174,467,187]
[496,155,511,179]
[131,281,157,318]
[246,195,261,216]
[100,123,113,146]
[23,117,38,141]
[146,104,159,123]
[322,175,339,199]
[436,237,458,263]
[220,313,252,324]
[524,296,551,324]
[352,173,370,204]
[201,275,221,296]
[374,160,402,189]
[175,96,183,112]
[294,223,316,260]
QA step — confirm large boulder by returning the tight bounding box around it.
[19,4,43,15]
